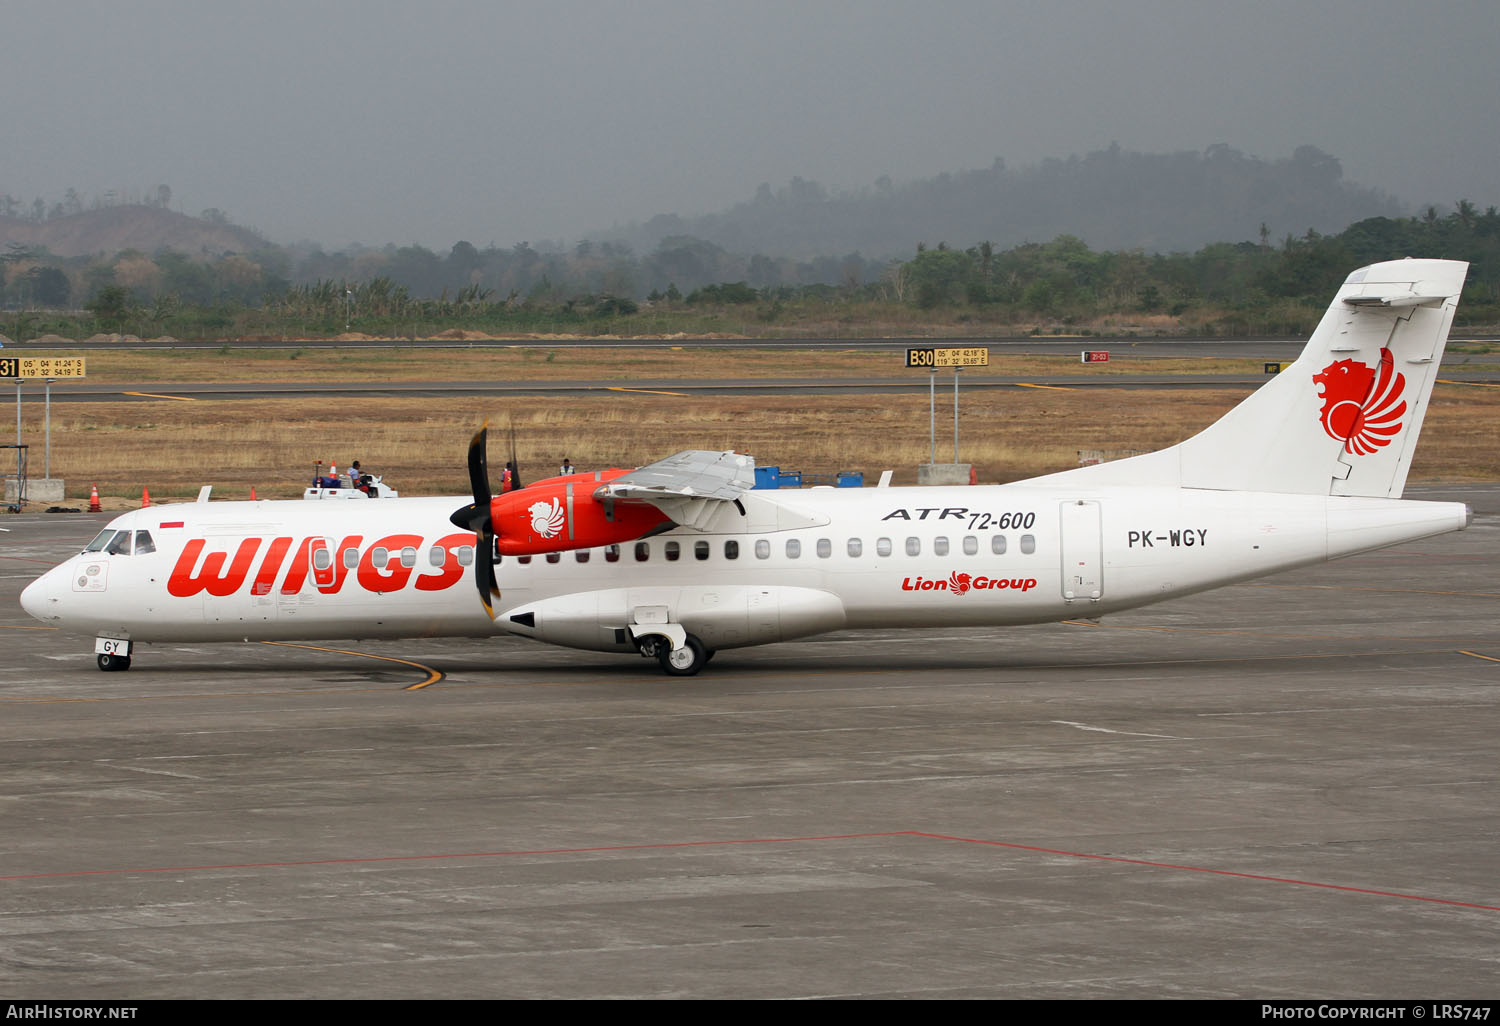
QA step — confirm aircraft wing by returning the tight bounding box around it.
[593,450,754,530]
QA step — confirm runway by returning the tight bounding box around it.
[12,373,1302,403]
[1,487,1497,998]
[14,333,1500,355]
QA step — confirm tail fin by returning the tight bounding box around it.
[1031,258,1467,497]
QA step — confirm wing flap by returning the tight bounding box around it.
[593,450,755,530]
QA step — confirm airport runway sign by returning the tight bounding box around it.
[0,356,86,378]
[906,347,989,368]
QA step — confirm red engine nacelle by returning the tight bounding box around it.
[489,471,669,555]
[523,468,629,491]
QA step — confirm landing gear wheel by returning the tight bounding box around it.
[657,634,708,676]
[97,653,132,672]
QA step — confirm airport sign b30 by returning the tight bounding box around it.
[906,347,989,368]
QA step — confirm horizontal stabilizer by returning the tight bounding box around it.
[1342,293,1447,309]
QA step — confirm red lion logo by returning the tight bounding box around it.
[948,572,972,595]
[1312,347,1407,455]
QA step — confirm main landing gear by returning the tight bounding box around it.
[657,634,709,676]
[634,630,712,676]
[625,609,715,676]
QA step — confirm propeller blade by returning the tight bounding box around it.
[508,419,523,491]
[449,421,491,531]
[448,421,501,620]
[477,552,499,620]
[469,421,493,510]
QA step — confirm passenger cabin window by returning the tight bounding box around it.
[664,541,680,561]
[427,545,445,567]
[786,539,801,558]
[934,536,949,556]
[755,539,770,559]
[517,555,532,564]
[371,547,389,569]
[816,538,831,558]
[905,537,920,556]
[344,547,360,568]
[725,540,740,560]
[400,547,417,568]
[545,552,560,563]
[695,540,710,561]
[1020,534,1036,554]
[575,549,590,563]
[992,535,1007,555]
[634,542,650,562]
[457,546,474,566]
[312,547,334,571]
[877,537,892,557]
[605,544,621,563]
[134,531,156,555]
[963,536,978,556]
[847,538,862,557]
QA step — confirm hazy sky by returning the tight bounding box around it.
[4,0,1497,251]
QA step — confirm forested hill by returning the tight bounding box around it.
[0,205,268,261]
[605,145,1403,260]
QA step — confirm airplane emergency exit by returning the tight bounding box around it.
[19,259,1473,676]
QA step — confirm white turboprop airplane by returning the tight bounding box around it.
[19,259,1473,676]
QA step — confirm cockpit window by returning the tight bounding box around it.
[88,529,155,556]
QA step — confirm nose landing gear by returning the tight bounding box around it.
[95,638,132,672]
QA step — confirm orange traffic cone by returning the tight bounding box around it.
[250,486,257,501]
[141,487,151,508]
[89,483,101,512]
[969,465,978,486]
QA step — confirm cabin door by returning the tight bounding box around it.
[1059,500,1103,602]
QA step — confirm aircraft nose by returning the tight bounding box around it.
[20,567,63,624]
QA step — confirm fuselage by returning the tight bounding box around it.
[19,483,1469,656]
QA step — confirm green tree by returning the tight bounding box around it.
[905,247,976,308]
[27,266,70,307]
[155,252,215,305]
[447,240,482,282]
[86,285,134,331]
